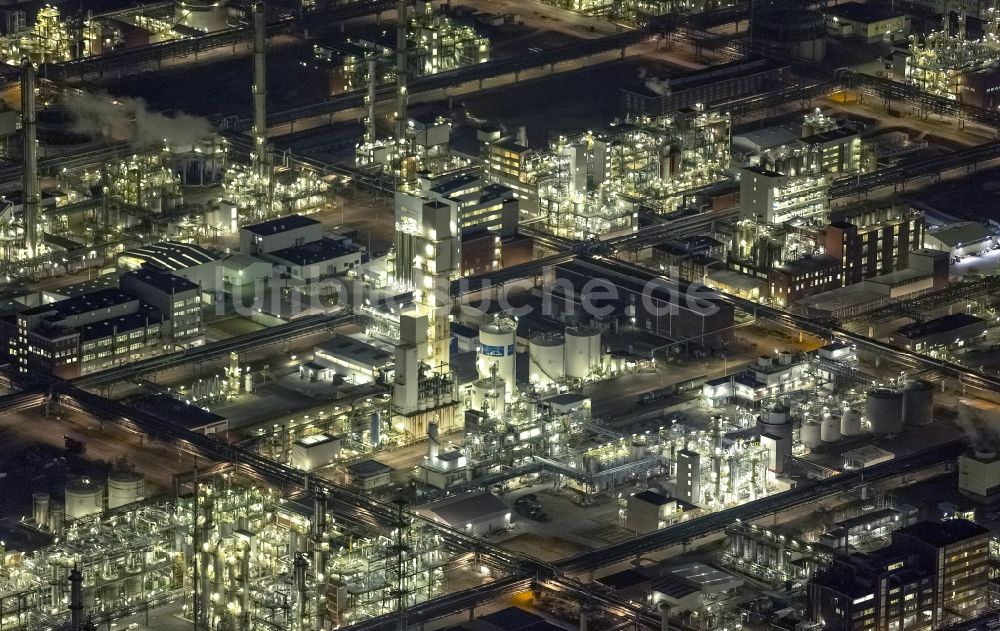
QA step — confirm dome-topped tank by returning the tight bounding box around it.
[800,420,821,449]
[840,408,862,436]
[65,478,104,519]
[529,333,565,385]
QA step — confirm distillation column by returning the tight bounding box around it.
[21,58,37,258]
[251,1,273,218]
[69,567,83,631]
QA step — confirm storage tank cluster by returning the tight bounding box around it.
[32,492,63,534]
[63,471,147,520]
[865,380,933,435]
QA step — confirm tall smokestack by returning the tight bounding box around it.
[365,56,377,146]
[395,0,408,145]
[69,566,83,631]
[20,58,37,259]
[251,1,272,218]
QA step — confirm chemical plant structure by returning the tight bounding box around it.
[8,0,1000,629]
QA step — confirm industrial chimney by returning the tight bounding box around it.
[69,566,83,631]
[395,0,408,145]
[20,58,37,259]
[251,1,273,217]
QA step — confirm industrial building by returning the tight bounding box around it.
[809,519,990,631]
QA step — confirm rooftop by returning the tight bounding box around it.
[346,459,392,477]
[131,393,226,431]
[894,519,989,548]
[927,221,993,248]
[243,214,321,236]
[633,489,673,506]
[892,313,986,341]
[775,254,840,275]
[597,569,651,591]
[424,492,509,525]
[315,334,393,368]
[22,287,135,319]
[122,268,199,294]
[800,126,858,145]
[269,237,361,267]
[120,240,219,271]
[826,1,902,23]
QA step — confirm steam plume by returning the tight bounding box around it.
[63,92,213,149]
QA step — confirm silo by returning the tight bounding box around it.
[478,319,516,399]
[107,471,145,509]
[65,478,105,519]
[902,379,934,426]
[33,492,49,527]
[565,327,601,379]
[49,502,65,535]
[529,334,565,384]
[840,408,862,436]
[866,388,904,435]
[821,410,841,443]
[800,420,821,449]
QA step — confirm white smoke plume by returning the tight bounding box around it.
[955,399,1000,451]
[62,92,214,149]
[639,68,671,96]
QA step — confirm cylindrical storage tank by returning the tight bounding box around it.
[565,327,601,379]
[33,492,49,527]
[800,420,821,449]
[107,471,145,509]
[49,502,65,535]
[821,410,841,443]
[65,478,105,520]
[757,403,793,441]
[529,334,565,385]
[841,408,862,436]
[866,388,904,435]
[903,379,934,426]
[478,319,516,399]
[470,378,504,414]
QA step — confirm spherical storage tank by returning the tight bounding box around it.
[477,318,516,399]
[800,420,821,449]
[903,379,934,426]
[840,407,862,436]
[529,334,565,385]
[65,478,105,520]
[866,388,904,435]
[565,327,601,380]
[107,471,145,509]
[821,409,841,443]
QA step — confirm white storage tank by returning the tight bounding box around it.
[866,388,904,435]
[821,410,841,443]
[800,420,822,449]
[107,471,145,509]
[65,478,105,519]
[49,502,64,535]
[565,327,601,380]
[477,318,516,399]
[840,408,862,436]
[529,334,565,385]
[33,492,49,527]
[470,377,504,414]
[902,379,934,426]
